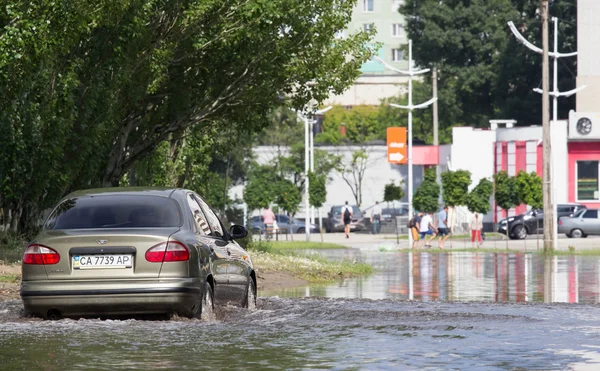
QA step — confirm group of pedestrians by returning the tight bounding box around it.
[409,207,484,249]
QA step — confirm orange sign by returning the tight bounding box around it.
[387,127,407,164]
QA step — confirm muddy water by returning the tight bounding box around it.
[2,250,600,369]
[266,250,600,304]
[1,298,600,369]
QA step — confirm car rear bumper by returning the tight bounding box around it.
[21,277,202,318]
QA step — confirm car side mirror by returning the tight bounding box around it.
[229,225,248,240]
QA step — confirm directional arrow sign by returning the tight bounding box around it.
[387,127,407,164]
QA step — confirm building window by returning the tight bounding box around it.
[363,23,374,32]
[392,48,404,61]
[392,24,404,37]
[392,0,403,12]
[363,0,374,12]
[577,161,599,201]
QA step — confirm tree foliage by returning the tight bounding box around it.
[383,181,405,203]
[243,165,278,212]
[336,149,370,207]
[516,171,543,209]
[413,167,440,213]
[441,170,472,207]
[494,171,519,211]
[465,178,494,214]
[275,179,302,216]
[0,0,372,234]
[308,172,327,208]
[399,0,577,137]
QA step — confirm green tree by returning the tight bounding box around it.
[494,171,519,212]
[243,165,278,212]
[465,178,494,214]
[337,149,369,207]
[398,0,576,136]
[494,170,519,244]
[441,170,472,207]
[515,171,543,210]
[275,179,302,217]
[308,172,327,209]
[383,181,405,203]
[413,167,440,213]
[0,0,373,234]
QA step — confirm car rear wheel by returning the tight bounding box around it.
[193,281,215,320]
[570,229,584,238]
[296,227,305,234]
[243,278,257,310]
[512,225,527,240]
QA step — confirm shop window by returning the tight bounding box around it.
[577,161,599,201]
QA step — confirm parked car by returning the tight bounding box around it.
[249,214,318,234]
[558,208,599,238]
[325,205,365,233]
[20,188,256,319]
[361,204,408,222]
[497,203,587,239]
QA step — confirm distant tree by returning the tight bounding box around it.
[275,179,302,217]
[516,171,543,210]
[465,178,494,214]
[243,165,278,212]
[308,172,327,209]
[337,149,369,207]
[494,171,520,244]
[441,170,472,207]
[383,181,405,204]
[413,167,440,213]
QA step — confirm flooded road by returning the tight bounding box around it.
[264,249,600,304]
[1,297,600,369]
[2,250,600,369]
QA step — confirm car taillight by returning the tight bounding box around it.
[558,220,562,225]
[23,244,60,265]
[145,241,190,263]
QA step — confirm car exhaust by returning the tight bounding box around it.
[47,309,62,320]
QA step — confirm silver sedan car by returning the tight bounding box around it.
[21,188,256,319]
[558,208,599,238]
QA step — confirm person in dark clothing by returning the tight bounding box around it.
[341,201,353,239]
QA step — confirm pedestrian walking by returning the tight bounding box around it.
[408,211,423,249]
[437,206,451,249]
[341,201,353,239]
[263,206,276,239]
[371,201,382,234]
[418,211,437,248]
[470,212,483,247]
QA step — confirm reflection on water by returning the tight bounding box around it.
[266,250,600,304]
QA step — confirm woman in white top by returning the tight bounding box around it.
[470,212,483,247]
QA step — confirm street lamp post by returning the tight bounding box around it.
[374,40,437,247]
[296,106,332,241]
[508,18,585,251]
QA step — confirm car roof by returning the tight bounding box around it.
[65,187,181,198]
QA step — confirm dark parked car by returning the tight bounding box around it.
[20,188,256,319]
[558,208,599,238]
[249,214,318,234]
[325,205,365,233]
[497,203,587,240]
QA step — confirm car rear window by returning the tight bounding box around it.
[44,195,182,229]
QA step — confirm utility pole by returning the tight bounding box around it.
[295,106,332,242]
[540,0,552,251]
[374,41,437,247]
[432,67,441,205]
[433,68,439,147]
[508,12,585,251]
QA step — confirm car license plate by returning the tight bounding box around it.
[73,255,133,269]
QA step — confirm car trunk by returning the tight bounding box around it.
[33,228,180,280]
